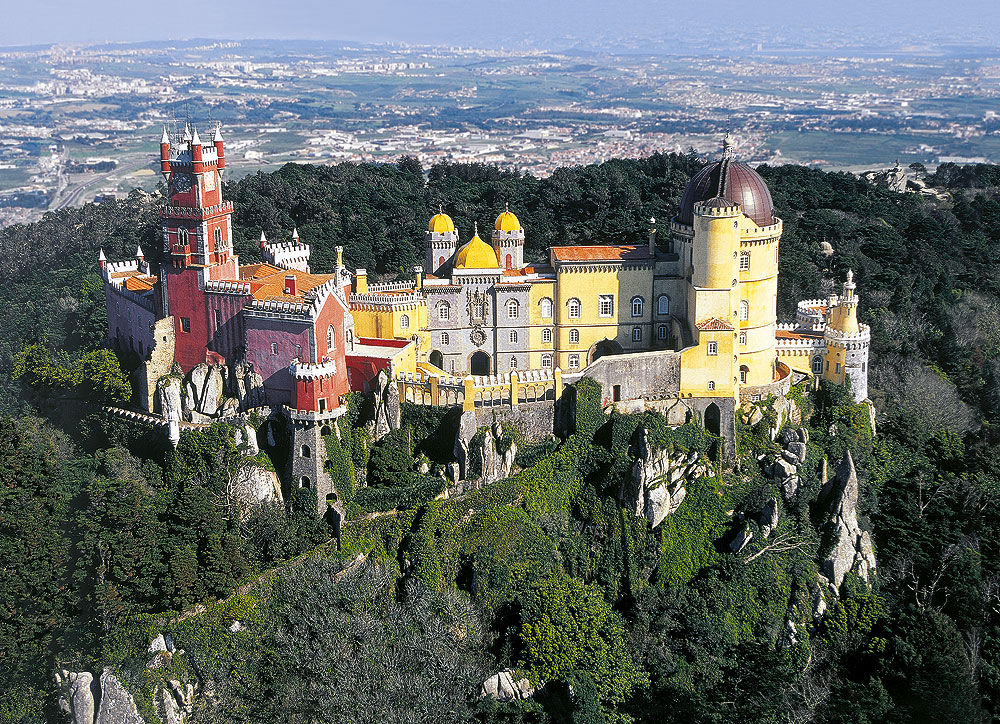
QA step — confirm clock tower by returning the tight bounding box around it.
[159,122,241,370]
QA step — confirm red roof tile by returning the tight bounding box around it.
[550,245,652,262]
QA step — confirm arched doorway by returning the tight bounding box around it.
[429,350,444,369]
[588,338,624,364]
[704,403,721,437]
[470,350,491,375]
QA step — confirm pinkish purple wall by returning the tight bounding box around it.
[245,316,312,406]
[106,286,156,359]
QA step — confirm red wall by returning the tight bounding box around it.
[105,287,156,358]
[164,266,209,371]
[205,291,249,364]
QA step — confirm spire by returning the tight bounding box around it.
[505,201,509,212]
[292,227,299,241]
[183,123,192,141]
[438,204,443,215]
[98,248,107,266]
[160,126,169,145]
[191,126,202,146]
[213,124,223,143]
[136,244,144,259]
[473,221,479,237]
[722,131,735,160]
[260,230,267,248]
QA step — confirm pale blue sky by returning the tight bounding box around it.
[3,0,998,49]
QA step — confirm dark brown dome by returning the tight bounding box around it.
[677,159,774,227]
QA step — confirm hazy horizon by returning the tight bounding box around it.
[4,0,1000,51]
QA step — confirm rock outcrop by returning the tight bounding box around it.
[453,413,517,484]
[157,376,184,423]
[821,450,877,592]
[481,669,536,701]
[185,363,224,418]
[620,427,707,528]
[371,369,401,442]
[770,427,809,502]
[759,497,779,539]
[228,358,266,410]
[96,669,144,724]
[156,680,195,724]
[56,670,97,724]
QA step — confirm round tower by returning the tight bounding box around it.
[824,270,870,401]
[425,208,458,275]
[492,204,524,270]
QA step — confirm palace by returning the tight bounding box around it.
[101,127,869,508]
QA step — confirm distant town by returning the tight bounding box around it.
[1,38,999,226]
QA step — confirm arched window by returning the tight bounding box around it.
[739,250,750,271]
[507,299,519,318]
[657,325,668,340]
[400,314,410,329]
[708,380,716,391]
[438,255,445,268]
[598,295,614,317]
[214,228,222,247]
[631,296,644,317]
[327,325,336,351]
[739,300,749,321]
[541,353,552,367]
[509,357,517,369]
[505,254,512,269]
[542,328,552,344]
[740,365,749,384]
[300,445,311,458]
[540,298,553,319]
[568,354,580,370]
[509,330,518,344]
[300,476,310,488]
[812,355,823,374]
[657,294,670,315]
[270,342,278,355]
[438,302,450,321]
[441,331,450,345]
[346,329,353,347]
[569,329,580,344]
[567,298,581,319]
[631,327,642,342]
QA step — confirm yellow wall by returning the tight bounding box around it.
[554,266,621,368]
[350,304,428,354]
[527,280,556,368]
[679,329,736,398]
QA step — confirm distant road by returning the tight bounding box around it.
[50,160,149,211]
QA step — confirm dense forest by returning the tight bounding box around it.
[3,154,1000,723]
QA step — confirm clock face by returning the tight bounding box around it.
[170,172,193,195]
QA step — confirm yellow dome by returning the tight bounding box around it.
[454,233,499,269]
[495,209,521,232]
[428,212,455,234]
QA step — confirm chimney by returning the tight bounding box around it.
[414,265,423,290]
[354,268,368,295]
[648,217,657,256]
[284,274,297,296]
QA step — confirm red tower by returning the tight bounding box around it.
[159,123,240,371]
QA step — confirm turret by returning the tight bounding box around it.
[828,269,860,334]
[492,203,524,270]
[260,230,267,249]
[98,247,107,270]
[425,206,458,275]
[191,126,203,165]
[159,127,170,175]
[213,125,225,171]
[182,123,192,142]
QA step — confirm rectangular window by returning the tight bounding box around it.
[180,317,190,333]
[631,327,641,342]
[740,252,750,271]
[214,309,222,332]
[836,363,842,374]
[707,341,718,356]
[271,343,278,355]
[739,331,747,345]
[568,354,580,370]
[598,295,614,317]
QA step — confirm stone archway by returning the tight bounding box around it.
[470,350,491,376]
[588,338,624,365]
[429,350,444,369]
[704,403,721,437]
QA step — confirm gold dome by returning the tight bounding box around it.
[428,211,456,234]
[494,209,521,232]
[454,232,499,269]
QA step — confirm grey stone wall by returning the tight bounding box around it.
[580,349,682,403]
[473,401,556,442]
